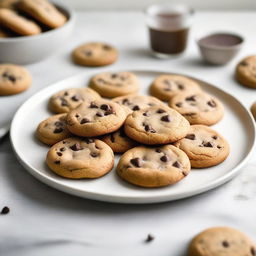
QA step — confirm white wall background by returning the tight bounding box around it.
[59,0,256,10]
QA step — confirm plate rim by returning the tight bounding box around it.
[10,69,256,204]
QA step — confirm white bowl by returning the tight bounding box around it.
[0,3,75,65]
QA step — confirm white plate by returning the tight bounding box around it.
[10,70,256,204]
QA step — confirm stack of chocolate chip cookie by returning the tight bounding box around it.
[36,71,230,188]
[0,0,67,37]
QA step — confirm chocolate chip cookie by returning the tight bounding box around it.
[113,94,166,116]
[150,74,201,101]
[49,88,101,114]
[0,8,41,36]
[101,126,138,153]
[72,42,118,67]
[36,114,71,145]
[19,0,67,28]
[174,125,229,168]
[250,101,256,120]
[169,92,224,126]
[66,99,126,137]
[235,56,256,89]
[124,106,190,145]
[46,137,114,179]
[188,227,256,256]
[89,72,139,98]
[0,64,32,95]
[116,145,191,187]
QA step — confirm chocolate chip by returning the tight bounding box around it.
[70,143,83,151]
[60,147,66,152]
[217,145,222,149]
[160,155,169,162]
[54,160,60,164]
[203,141,213,147]
[156,109,166,114]
[173,161,181,168]
[90,102,99,108]
[96,112,104,117]
[155,149,161,153]
[185,134,196,140]
[103,44,112,50]
[176,102,183,107]
[63,141,67,144]
[110,133,115,142]
[104,109,114,116]
[60,98,68,106]
[130,157,142,167]
[122,98,130,105]
[80,118,90,124]
[240,61,248,66]
[143,112,149,116]
[64,91,69,96]
[178,84,184,90]
[100,104,111,111]
[207,100,217,107]
[185,95,196,101]
[222,241,229,248]
[182,171,188,176]
[75,114,79,118]
[57,152,62,156]
[1,206,10,215]
[145,234,154,243]
[251,247,256,256]
[144,124,156,133]
[84,50,92,56]
[53,127,64,133]
[83,138,94,144]
[111,73,118,79]
[2,72,16,83]
[71,95,81,102]
[161,115,171,122]
[90,152,99,158]
[212,136,218,140]
[132,105,140,111]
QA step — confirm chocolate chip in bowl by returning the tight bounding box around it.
[0,0,75,64]
[197,32,244,65]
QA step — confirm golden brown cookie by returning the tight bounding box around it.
[235,56,256,89]
[116,145,191,188]
[169,92,224,126]
[124,106,190,145]
[174,125,229,168]
[89,72,139,98]
[49,87,101,114]
[46,137,114,179]
[72,42,118,67]
[150,74,201,101]
[0,8,41,36]
[0,64,32,95]
[66,99,126,137]
[36,114,72,145]
[188,227,256,256]
[19,0,67,28]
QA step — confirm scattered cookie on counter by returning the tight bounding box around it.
[0,8,41,36]
[49,87,101,114]
[174,125,229,168]
[0,64,32,95]
[46,137,114,179]
[89,72,139,98]
[19,0,67,29]
[169,92,224,126]
[101,126,138,153]
[150,74,201,101]
[116,145,191,187]
[250,101,256,120]
[124,106,190,145]
[113,94,166,116]
[72,42,118,67]
[235,56,256,89]
[66,99,126,137]
[188,226,256,256]
[36,114,71,145]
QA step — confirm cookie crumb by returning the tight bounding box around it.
[145,234,154,243]
[1,206,10,215]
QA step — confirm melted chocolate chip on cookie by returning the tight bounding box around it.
[130,157,142,167]
[70,143,83,151]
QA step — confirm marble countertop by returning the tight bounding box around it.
[0,11,256,256]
